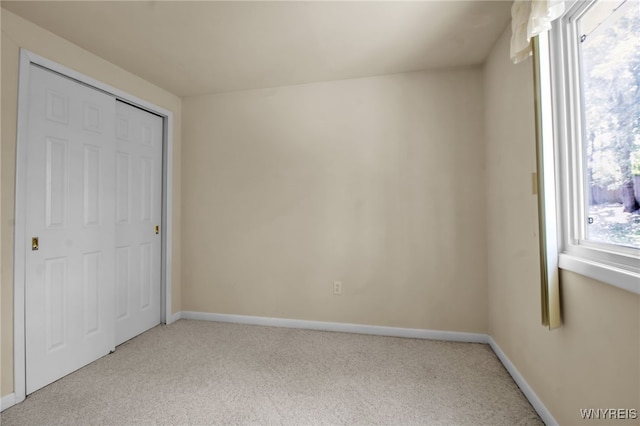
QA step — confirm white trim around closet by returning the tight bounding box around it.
[12,48,175,405]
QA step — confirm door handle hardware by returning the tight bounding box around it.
[155,225,160,235]
[32,237,39,251]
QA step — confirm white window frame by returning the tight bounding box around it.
[545,0,640,294]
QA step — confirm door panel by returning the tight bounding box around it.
[44,257,67,351]
[115,246,130,320]
[45,137,68,228]
[116,153,131,224]
[115,101,162,345]
[83,146,101,226]
[25,65,116,394]
[83,252,101,335]
[140,243,153,309]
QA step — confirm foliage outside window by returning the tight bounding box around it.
[579,0,640,249]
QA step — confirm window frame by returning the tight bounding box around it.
[545,0,640,294]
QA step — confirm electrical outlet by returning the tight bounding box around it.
[333,281,342,295]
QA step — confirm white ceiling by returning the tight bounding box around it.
[2,1,512,97]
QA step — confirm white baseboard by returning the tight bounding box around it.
[1,393,16,412]
[168,311,182,324]
[180,311,489,344]
[488,337,557,426]
[179,311,556,426]
[2,310,556,423]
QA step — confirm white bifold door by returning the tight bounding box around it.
[24,65,162,394]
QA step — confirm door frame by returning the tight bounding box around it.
[13,49,175,403]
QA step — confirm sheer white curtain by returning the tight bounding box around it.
[511,0,565,63]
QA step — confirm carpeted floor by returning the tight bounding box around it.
[1,320,543,425]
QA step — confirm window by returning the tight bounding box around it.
[580,0,639,248]
[545,0,640,293]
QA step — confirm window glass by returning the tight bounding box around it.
[579,0,640,249]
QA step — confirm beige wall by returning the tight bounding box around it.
[4,6,637,424]
[0,8,182,397]
[182,69,488,332]
[484,26,640,425]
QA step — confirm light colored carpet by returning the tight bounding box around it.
[1,320,543,425]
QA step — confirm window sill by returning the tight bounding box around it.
[559,253,640,295]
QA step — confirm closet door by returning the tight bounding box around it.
[25,65,116,394]
[114,101,163,345]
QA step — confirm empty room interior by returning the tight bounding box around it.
[1,1,639,425]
